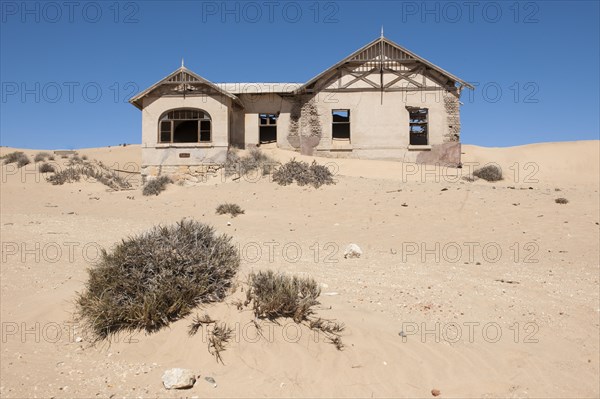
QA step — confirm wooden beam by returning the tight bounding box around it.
[340,67,379,89]
[320,87,445,93]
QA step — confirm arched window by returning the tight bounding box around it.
[159,108,211,143]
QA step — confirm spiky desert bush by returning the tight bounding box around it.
[473,164,503,182]
[34,152,51,162]
[555,197,569,204]
[77,220,240,340]
[216,203,245,217]
[142,175,172,196]
[39,163,55,173]
[272,159,335,188]
[246,270,321,323]
[245,270,344,349]
[307,161,335,188]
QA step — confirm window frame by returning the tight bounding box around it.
[407,107,429,146]
[258,113,278,144]
[157,108,212,144]
[332,109,351,141]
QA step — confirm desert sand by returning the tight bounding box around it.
[1,141,599,398]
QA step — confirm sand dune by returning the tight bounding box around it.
[1,141,598,398]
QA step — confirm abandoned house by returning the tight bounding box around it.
[129,34,473,180]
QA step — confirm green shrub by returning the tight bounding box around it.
[216,203,245,217]
[142,175,172,196]
[76,220,240,340]
[473,164,503,182]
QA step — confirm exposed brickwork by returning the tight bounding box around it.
[444,94,461,142]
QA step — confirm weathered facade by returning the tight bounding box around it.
[130,35,473,180]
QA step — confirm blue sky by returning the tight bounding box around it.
[1,0,599,149]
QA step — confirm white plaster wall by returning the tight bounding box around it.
[140,94,231,166]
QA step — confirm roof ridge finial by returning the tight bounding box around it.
[181,58,184,68]
[380,26,384,38]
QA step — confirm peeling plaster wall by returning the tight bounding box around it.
[139,87,464,181]
[295,89,463,165]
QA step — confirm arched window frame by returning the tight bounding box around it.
[158,108,212,144]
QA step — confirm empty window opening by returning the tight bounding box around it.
[158,108,211,143]
[259,113,278,143]
[332,109,350,140]
[408,107,428,146]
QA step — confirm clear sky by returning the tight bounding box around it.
[1,0,599,149]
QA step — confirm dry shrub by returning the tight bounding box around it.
[188,314,234,363]
[473,164,503,182]
[46,160,131,190]
[188,313,216,336]
[555,197,569,204]
[246,270,320,322]
[47,167,81,184]
[245,270,344,349]
[34,152,51,162]
[39,163,55,173]
[3,151,27,165]
[76,220,240,341]
[84,161,132,190]
[142,176,172,196]
[207,323,234,364]
[216,203,244,217]
[272,159,335,188]
[17,156,31,167]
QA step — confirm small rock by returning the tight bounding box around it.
[344,244,362,259]
[75,337,83,343]
[162,368,196,390]
[431,389,441,396]
[226,222,231,226]
[204,376,217,388]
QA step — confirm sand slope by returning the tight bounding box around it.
[1,141,598,398]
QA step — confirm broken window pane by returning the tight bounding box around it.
[407,107,428,145]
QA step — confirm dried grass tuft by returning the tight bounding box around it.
[216,203,245,217]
